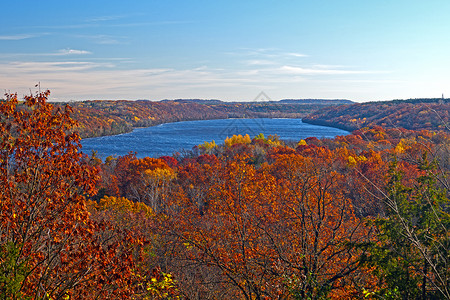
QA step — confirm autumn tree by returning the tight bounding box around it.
[108,156,176,212]
[163,148,373,299]
[166,154,284,299]
[0,91,144,299]
[87,195,181,299]
[268,148,374,299]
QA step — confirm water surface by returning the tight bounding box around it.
[81,118,348,158]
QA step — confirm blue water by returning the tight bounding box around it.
[81,118,349,159]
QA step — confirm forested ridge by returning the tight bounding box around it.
[53,99,351,138]
[1,91,449,299]
[303,98,450,132]
[61,97,450,140]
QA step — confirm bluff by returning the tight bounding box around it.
[303,98,449,132]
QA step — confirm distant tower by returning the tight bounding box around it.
[442,93,445,100]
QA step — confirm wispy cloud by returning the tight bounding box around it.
[312,64,346,69]
[279,65,375,75]
[0,49,93,58]
[0,60,262,100]
[286,52,308,57]
[0,56,389,101]
[2,61,115,74]
[75,34,123,45]
[86,15,127,23]
[29,20,194,30]
[245,60,276,66]
[54,49,92,55]
[236,48,280,58]
[0,34,41,40]
[227,48,310,69]
[104,20,195,28]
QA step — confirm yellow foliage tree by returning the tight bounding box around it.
[198,140,217,152]
[224,134,252,147]
[90,195,154,217]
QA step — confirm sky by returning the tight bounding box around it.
[1,1,449,102]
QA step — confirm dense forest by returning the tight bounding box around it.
[54,99,351,138]
[303,98,450,132]
[1,91,449,299]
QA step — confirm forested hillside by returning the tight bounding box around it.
[303,98,450,132]
[54,99,350,138]
[2,91,449,299]
[64,98,450,139]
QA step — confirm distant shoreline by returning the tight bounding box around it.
[81,116,353,141]
[61,99,353,139]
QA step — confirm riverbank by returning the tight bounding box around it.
[53,99,349,139]
[301,117,355,132]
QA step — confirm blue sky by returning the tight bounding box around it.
[1,1,449,102]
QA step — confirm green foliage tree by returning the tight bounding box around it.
[0,242,29,299]
[363,155,450,299]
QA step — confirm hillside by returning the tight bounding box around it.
[303,98,450,132]
[3,91,449,299]
[55,99,351,138]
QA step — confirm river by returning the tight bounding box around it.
[81,118,349,158]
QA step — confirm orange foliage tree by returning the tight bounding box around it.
[0,91,144,299]
[267,147,373,299]
[164,150,373,299]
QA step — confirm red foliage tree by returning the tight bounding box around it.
[0,91,144,299]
